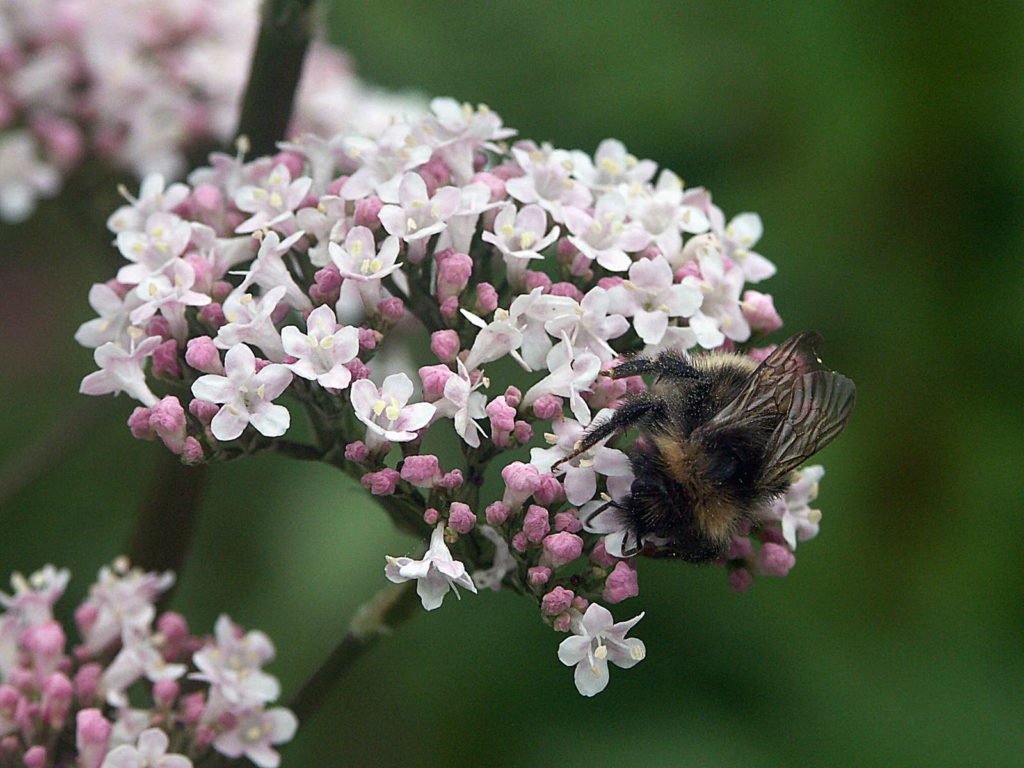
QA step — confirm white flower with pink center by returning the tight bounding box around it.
[570,138,657,191]
[115,212,193,285]
[281,305,359,390]
[100,727,192,768]
[377,172,461,242]
[385,524,478,611]
[759,465,825,549]
[482,203,560,287]
[530,411,633,506]
[79,331,163,407]
[78,559,174,655]
[350,372,436,446]
[329,226,402,283]
[233,163,312,234]
[423,98,515,182]
[564,192,651,272]
[506,142,592,223]
[212,707,297,768]
[557,603,646,696]
[608,255,703,346]
[191,343,293,442]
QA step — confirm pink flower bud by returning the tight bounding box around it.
[430,330,460,362]
[549,282,584,302]
[401,455,442,487]
[534,473,564,506]
[344,441,369,462]
[502,462,542,508]
[486,396,516,432]
[361,468,400,496]
[357,328,379,351]
[439,296,459,320]
[447,502,476,534]
[149,396,187,455]
[554,510,582,533]
[474,282,498,314]
[75,709,111,768]
[532,394,563,420]
[742,290,783,334]
[729,568,753,593]
[73,663,101,703]
[345,358,371,382]
[440,470,463,489]
[527,566,552,588]
[758,525,787,547]
[726,536,754,561]
[588,375,627,410]
[354,196,384,228]
[485,502,510,526]
[541,586,574,616]
[419,364,454,401]
[189,398,219,424]
[199,303,226,329]
[552,613,572,632]
[602,561,639,604]
[23,746,46,768]
[511,531,528,552]
[503,386,521,407]
[513,420,533,444]
[327,176,348,196]
[74,603,98,637]
[435,250,473,300]
[157,612,189,656]
[757,542,796,577]
[597,276,625,290]
[25,621,65,672]
[41,673,72,728]
[523,504,550,544]
[418,157,451,193]
[470,171,506,201]
[192,184,222,213]
[590,539,618,568]
[423,507,440,525]
[572,596,590,611]
[34,115,81,166]
[542,532,584,568]
[185,336,224,374]
[153,679,180,709]
[377,297,405,323]
[128,407,156,441]
[523,270,552,292]
[151,339,181,379]
[180,692,206,724]
[182,437,205,465]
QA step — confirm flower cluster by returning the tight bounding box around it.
[0,559,296,767]
[0,0,424,222]
[76,98,827,696]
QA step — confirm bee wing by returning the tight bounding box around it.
[698,332,856,485]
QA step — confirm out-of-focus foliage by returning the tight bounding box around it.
[1,2,1021,766]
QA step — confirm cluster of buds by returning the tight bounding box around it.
[0,0,424,221]
[76,97,825,696]
[0,560,296,767]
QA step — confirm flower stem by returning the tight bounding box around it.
[287,580,420,722]
[235,0,318,156]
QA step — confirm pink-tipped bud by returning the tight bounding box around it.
[0,686,20,717]
[127,407,156,441]
[157,612,189,657]
[344,441,369,463]
[572,596,589,611]
[603,561,640,604]
[729,568,754,593]
[23,746,46,768]
[152,679,180,709]
[726,536,754,561]
[522,504,550,544]
[430,330,460,362]
[345,358,371,382]
[41,673,72,728]
[552,613,572,632]
[361,468,400,496]
[192,184,222,213]
[470,171,506,201]
[423,507,440,525]
[185,336,224,374]
[189,399,219,425]
[73,663,101,703]
[377,297,405,323]
[486,396,516,432]
[534,474,564,506]
[590,539,618,568]
[485,502,511,526]
[554,510,582,533]
[151,339,181,379]
[25,621,65,673]
[502,462,542,509]
[542,532,584,568]
[354,196,384,228]
[527,567,552,588]
[440,469,464,489]
[549,282,584,302]
[523,270,552,292]
[400,455,442,488]
[75,709,111,768]
[511,531,528,552]
[474,282,499,314]
[597,276,625,291]
[532,394,563,420]
[199,303,226,329]
[439,296,460,321]
[184,254,215,294]
[447,502,476,534]
[418,157,451,193]
[513,420,534,444]
[358,328,380,352]
[182,437,205,465]
[541,586,574,616]
[419,364,454,401]
[742,290,783,334]
[149,396,187,455]
[757,542,796,577]
[74,603,99,638]
[435,250,473,301]
[180,692,206,725]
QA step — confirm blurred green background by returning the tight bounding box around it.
[1,1,1022,766]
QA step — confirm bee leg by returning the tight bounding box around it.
[553,394,666,468]
[611,350,702,381]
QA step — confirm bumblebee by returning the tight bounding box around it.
[562,332,856,561]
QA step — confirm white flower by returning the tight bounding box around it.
[522,342,602,424]
[236,230,312,312]
[557,603,646,696]
[713,209,776,283]
[350,372,435,445]
[481,203,560,287]
[75,283,140,349]
[759,465,825,549]
[377,172,461,242]
[607,255,703,346]
[100,728,192,768]
[233,163,312,234]
[79,331,163,407]
[212,707,297,768]
[570,138,657,191]
[433,361,487,448]
[506,142,592,223]
[281,305,359,390]
[191,343,293,441]
[385,524,477,610]
[544,286,629,363]
[191,615,280,706]
[471,525,516,591]
[564,192,651,272]
[115,212,193,285]
[216,286,288,361]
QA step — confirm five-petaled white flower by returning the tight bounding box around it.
[281,305,360,390]
[79,330,162,407]
[350,372,435,446]
[557,603,646,697]
[100,727,193,768]
[191,343,293,442]
[385,524,478,610]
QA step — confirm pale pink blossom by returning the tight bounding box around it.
[377,172,461,242]
[557,603,645,696]
[233,163,312,233]
[385,524,477,610]
[79,333,163,407]
[281,305,359,389]
[350,373,435,445]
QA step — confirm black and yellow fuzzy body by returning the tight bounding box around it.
[566,332,856,562]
